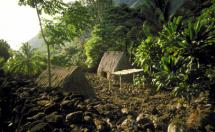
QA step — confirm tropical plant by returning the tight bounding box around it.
[4,43,45,77]
[18,0,66,87]
[134,36,161,74]
[85,25,105,69]
[135,1,215,99]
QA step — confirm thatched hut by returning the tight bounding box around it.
[36,66,96,98]
[97,51,130,79]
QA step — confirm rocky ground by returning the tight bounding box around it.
[0,74,215,132]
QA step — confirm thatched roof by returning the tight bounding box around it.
[36,66,95,98]
[97,51,130,78]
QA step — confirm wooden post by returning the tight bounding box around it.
[109,73,111,91]
[133,73,135,83]
[133,73,135,89]
[119,74,122,92]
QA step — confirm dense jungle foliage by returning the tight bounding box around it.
[0,0,214,100]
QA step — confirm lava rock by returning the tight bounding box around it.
[28,122,51,132]
[83,115,95,131]
[136,113,155,131]
[60,100,74,110]
[66,111,83,124]
[53,95,64,102]
[84,115,94,124]
[19,91,30,98]
[121,108,129,115]
[75,102,86,111]
[37,100,52,107]
[24,107,42,118]
[44,103,60,114]
[86,105,100,115]
[168,121,186,132]
[27,112,45,121]
[93,118,111,132]
[69,94,85,101]
[44,112,64,125]
[151,106,159,115]
[120,115,136,131]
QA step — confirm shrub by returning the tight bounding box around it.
[85,35,105,69]
[135,6,215,99]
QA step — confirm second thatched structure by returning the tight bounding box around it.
[36,66,96,98]
[97,51,131,79]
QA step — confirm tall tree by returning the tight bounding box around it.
[18,0,66,87]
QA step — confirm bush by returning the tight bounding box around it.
[84,24,114,70]
[135,5,215,99]
[85,35,105,69]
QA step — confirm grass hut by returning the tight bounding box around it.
[97,51,130,79]
[36,66,96,98]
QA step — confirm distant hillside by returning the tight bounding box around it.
[28,34,45,49]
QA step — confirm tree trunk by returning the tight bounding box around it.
[36,6,51,87]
